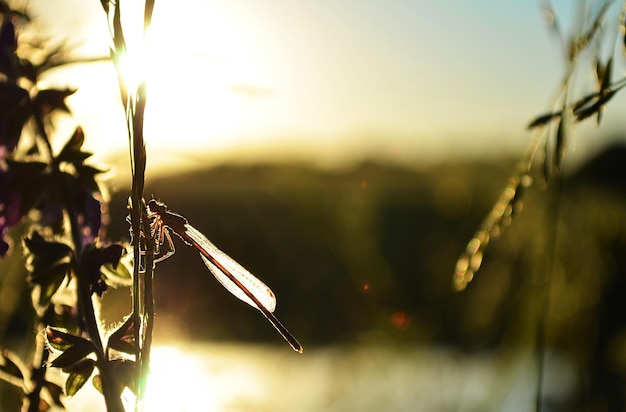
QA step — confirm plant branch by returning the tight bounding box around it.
[62,179,124,412]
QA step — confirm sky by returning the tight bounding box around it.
[26,0,626,177]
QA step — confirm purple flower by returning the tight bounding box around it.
[77,192,102,247]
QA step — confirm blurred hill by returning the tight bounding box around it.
[99,145,626,355]
[2,144,625,410]
[103,158,512,347]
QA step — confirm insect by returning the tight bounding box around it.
[146,199,303,353]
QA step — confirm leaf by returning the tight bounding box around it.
[64,358,95,396]
[63,126,85,152]
[102,261,132,280]
[110,359,136,395]
[112,48,128,108]
[80,243,124,297]
[554,112,566,172]
[45,327,93,352]
[50,344,95,370]
[571,92,598,113]
[0,83,30,151]
[76,165,107,194]
[112,1,126,54]
[43,381,65,408]
[107,316,135,355]
[37,262,71,306]
[596,57,613,92]
[575,89,616,122]
[23,233,74,304]
[23,232,72,262]
[4,159,47,214]
[92,374,103,394]
[527,111,560,129]
[55,127,94,167]
[0,17,17,77]
[0,347,26,384]
[597,57,612,125]
[32,88,76,114]
[144,0,155,34]
[91,359,136,396]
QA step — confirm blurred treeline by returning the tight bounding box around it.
[2,144,626,408]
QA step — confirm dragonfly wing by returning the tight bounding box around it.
[185,224,277,313]
[200,254,277,312]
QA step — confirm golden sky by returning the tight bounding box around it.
[27,0,626,176]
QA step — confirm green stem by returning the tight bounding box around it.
[62,181,124,412]
[26,328,49,412]
[534,174,563,412]
[76,264,125,412]
[140,223,155,403]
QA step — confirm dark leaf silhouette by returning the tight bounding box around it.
[37,262,71,306]
[110,359,136,395]
[107,316,135,355]
[0,83,30,153]
[102,261,132,281]
[43,381,65,408]
[24,232,73,296]
[64,358,95,396]
[50,343,95,369]
[112,2,126,55]
[0,166,25,255]
[92,360,135,395]
[555,113,566,172]
[574,89,616,122]
[571,91,598,113]
[81,243,124,297]
[45,327,91,352]
[76,164,106,194]
[0,347,26,384]
[32,88,76,115]
[0,16,17,78]
[4,159,48,216]
[55,127,92,166]
[527,111,561,129]
[24,232,71,255]
[41,304,79,334]
[599,57,613,92]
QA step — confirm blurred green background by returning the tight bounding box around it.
[2,143,626,410]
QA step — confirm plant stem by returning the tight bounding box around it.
[61,179,124,412]
[534,174,563,412]
[130,82,152,412]
[25,329,48,412]
[76,263,124,412]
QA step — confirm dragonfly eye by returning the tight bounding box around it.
[146,199,167,214]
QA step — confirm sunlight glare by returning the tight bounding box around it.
[144,345,220,411]
[115,1,273,161]
[143,345,265,412]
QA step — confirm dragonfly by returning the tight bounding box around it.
[146,199,303,353]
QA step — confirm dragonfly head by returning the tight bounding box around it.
[146,199,167,216]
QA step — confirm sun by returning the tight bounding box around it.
[48,0,291,174]
[113,2,271,163]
